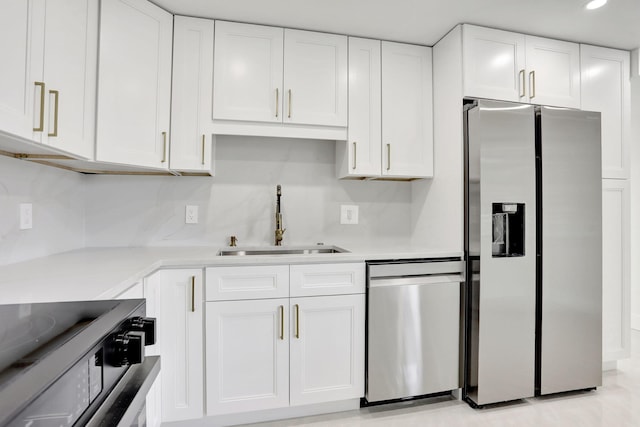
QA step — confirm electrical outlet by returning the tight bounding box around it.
[185,205,199,224]
[19,203,33,230]
[340,205,359,225]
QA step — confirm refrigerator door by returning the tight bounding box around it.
[465,100,536,405]
[539,107,602,395]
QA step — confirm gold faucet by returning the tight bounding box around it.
[275,185,286,246]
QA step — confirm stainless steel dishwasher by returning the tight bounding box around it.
[365,259,463,404]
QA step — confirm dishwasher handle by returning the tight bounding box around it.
[368,274,462,288]
[368,261,463,278]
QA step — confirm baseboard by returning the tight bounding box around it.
[164,399,362,427]
[602,360,618,371]
[632,313,640,331]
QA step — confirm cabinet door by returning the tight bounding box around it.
[147,269,204,422]
[338,37,381,178]
[602,180,630,363]
[0,0,44,141]
[289,294,365,406]
[581,45,630,179]
[283,29,347,127]
[41,0,98,159]
[462,25,526,102]
[206,299,290,415]
[171,16,214,173]
[381,41,433,178]
[525,36,580,108]
[213,21,283,123]
[96,0,172,169]
[142,276,162,427]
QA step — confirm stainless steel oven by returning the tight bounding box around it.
[0,299,158,427]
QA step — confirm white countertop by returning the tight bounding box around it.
[0,246,463,304]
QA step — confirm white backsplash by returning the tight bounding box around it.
[0,155,85,266]
[84,136,414,250]
[0,135,462,266]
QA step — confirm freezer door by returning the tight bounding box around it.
[466,100,537,405]
[540,107,602,394]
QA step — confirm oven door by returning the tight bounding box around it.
[86,356,160,427]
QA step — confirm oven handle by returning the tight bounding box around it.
[85,356,160,427]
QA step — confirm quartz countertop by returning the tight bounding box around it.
[0,246,463,304]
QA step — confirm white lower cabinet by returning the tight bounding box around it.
[602,179,630,363]
[205,262,365,417]
[206,298,290,415]
[144,269,204,423]
[289,295,365,406]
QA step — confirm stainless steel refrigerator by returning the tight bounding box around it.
[463,99,602,407]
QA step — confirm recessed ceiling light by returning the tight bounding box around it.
[585,0,607,10]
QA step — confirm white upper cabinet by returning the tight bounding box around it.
[580,45,630,179]
[381,41,433,178]
[283,29,347,127]
[42,0,98,159]
[462,25,580,108]
[337,37,382,178]
[525,36,580,108]
[462,26,526,102]
[96,0,173,169]
[212,21,347,139]
[213,21,284,123]
[171,16,215,174]
[0,0,42,141]
[0,0,97,159]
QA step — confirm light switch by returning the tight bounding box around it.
[19,203,33,230]
[340,205,359,225]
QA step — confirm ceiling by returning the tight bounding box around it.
[152,0,640,51]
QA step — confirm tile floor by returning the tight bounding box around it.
[250,330,640,427]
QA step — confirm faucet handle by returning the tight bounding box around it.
[230,236,238,247]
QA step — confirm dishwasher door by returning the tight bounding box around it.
[366,269,461,403]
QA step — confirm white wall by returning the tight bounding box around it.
[83,136,418,251]
[0,155,85,266]
[630,49,640,331]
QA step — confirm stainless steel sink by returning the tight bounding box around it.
[218,245,348,256]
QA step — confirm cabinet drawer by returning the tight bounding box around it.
[206,265,289,301]
[290,263,365,297]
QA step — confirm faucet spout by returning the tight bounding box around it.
[275,185,285,246]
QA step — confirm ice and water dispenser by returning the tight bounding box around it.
[492,203,525,257]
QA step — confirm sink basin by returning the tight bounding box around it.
[218,245,348,256]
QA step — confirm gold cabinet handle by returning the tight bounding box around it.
[33,82,45,132]
[190,276,196,312]
[48,90,59,137]
[352,142,357,170]
[294,303,300,339]
[279,305,284,340]
[519,69,525,98]
[161,131,167,163]
[275,88,279,118]
[529,70,536,99]
[386,143,391,171]
[201,134,205,165]
[288,89,292,119]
